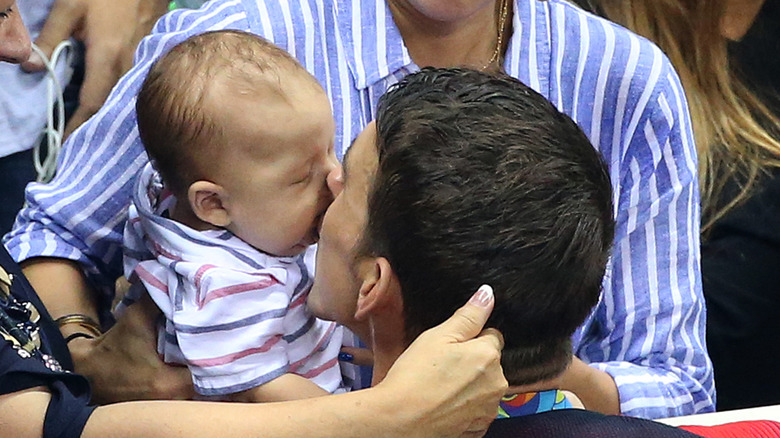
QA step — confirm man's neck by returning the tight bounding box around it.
[366,321,408,386]
[387,0,511,69]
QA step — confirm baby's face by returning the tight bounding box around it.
[213,76,339,257]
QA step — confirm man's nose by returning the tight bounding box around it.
[0,11,32,64]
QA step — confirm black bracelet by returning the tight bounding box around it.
[64,332,95,344]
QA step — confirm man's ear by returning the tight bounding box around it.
[188,181,231,227]
[354,257,402,321]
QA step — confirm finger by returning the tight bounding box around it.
[21,0,85,72]
[338,346,374,366]
[427,284,495,343]
[120,291,163,335]
[156,366,196,400]
[64,41,123,137]
[136,292,162,318]
[476,327,505,352]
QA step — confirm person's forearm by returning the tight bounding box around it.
[21,257,99,323]
[86,387,417,438]
[5,384,471,438]
[560,357,620,415]
[0,388,408,438]
[230,373,330,403]
[20,257,104,378]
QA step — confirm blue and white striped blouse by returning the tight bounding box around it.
[4,0,714,418]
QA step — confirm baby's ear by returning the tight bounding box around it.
[188,181,231,227]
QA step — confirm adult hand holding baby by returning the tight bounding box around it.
[69,293,195,404]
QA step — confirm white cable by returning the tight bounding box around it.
[31,40,73,183]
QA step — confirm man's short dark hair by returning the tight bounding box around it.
[364,68,615,386]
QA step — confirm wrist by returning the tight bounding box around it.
[558,357,592,394]
[357,385,416,437]
[67,335,99,373]
[560,359,620,415]
[56,313,102,337]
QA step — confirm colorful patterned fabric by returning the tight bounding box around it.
[498,390,573,419]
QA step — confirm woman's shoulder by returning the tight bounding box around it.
[541,0,676,80]
[545,0,687,132]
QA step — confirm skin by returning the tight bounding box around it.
[21,0,614,413]
[0,1,30,63]
[720,0,765,40]
[387,0,510,70]
[308,121,620,414]
[1,3,511,433]
[308,124,377,342]
[308,122,405,383]
[180,73,339,258]
[20,0,168,138]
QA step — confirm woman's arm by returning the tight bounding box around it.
[1,288,507,438]
[22,261,194,403]
[574,47,713,418]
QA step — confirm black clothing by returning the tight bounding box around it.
[0,245,95,437]
[0,149,36,236]
[703,0,780,411]
[486,409,702,437]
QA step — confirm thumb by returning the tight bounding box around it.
[428,284,495,343]
[21,0,85,72]
[124,290,163,335]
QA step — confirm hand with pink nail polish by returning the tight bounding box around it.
[377,285,508,438]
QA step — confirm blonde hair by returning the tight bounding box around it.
[584,0,780,233]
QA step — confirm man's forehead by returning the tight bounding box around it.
[342,122,378,187]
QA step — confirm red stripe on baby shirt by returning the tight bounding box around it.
[135,264,169,295]
[198,276,280,309]
[188,335,283,367]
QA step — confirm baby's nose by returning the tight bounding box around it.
[325,162,344,198]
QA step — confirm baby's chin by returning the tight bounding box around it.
[267,242,311,258]
[262,214,324,257]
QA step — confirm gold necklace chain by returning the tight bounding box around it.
[481,0,509,71]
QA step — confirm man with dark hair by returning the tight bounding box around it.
[307,68,712,435]
[309,67,615,413]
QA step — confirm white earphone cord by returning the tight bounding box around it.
[30,40,72,184]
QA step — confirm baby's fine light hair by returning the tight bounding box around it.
[136,30,310,196]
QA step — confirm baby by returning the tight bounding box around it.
[121,30,345,402]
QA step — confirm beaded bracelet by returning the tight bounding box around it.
[55,314,102,338]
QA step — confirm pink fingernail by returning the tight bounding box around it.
[470,284,494,307]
